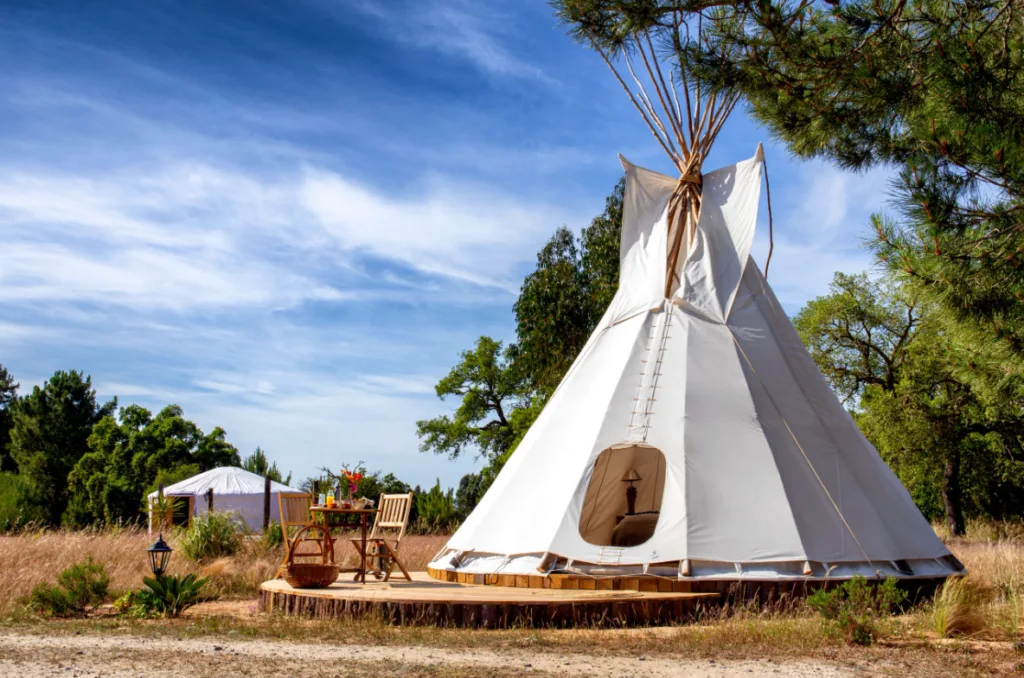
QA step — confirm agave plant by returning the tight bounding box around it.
[142,573,210,617]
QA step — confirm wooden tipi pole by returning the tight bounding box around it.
[588,21,740,299]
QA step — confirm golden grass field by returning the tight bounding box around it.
[1,522,1024,675]
[0,526,449,609]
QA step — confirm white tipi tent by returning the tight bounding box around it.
[428,147,961,583]
[428,17,960,585]
[147,466,299,534]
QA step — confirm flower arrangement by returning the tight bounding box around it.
[341,468,362,500]
[316,462,369,510]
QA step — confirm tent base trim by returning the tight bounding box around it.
[426,565,955,606]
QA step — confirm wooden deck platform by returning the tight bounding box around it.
[259,572,719,627]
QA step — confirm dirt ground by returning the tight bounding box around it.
[0,629,862,677]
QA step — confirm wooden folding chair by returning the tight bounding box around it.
[351,492,413,581]
[278,492,324,566]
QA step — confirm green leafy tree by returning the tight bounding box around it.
[794,273,920,403]
[512,227,591,396]
[8,371,115,525]
[0,365,18,473]
[148,463,201,494]
[0,472,45,531]
[416,337,531,463]
[454,472,486,519]
[514,179,624,397]
[355,470,417,525]
[419,180,624,486]
[193,426,241,471]
[66,404,240,526]
[354,470,410,499]
[795,271,1024,534]
[858,325,1024,535]
[242,447,291,485]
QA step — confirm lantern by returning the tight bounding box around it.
[147,533,173,576]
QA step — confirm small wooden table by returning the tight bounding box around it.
[309,506,377,583]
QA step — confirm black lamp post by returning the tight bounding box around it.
[147,533,173,576]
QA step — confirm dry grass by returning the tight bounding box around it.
[929,536,1024,642]
[3,523,1024,674]
[0,526,447,615]
[930,577,988,638]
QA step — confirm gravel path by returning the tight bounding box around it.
[0,630,864,677]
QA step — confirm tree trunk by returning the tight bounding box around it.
[942,448,965,536]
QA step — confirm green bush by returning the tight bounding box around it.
[807,576,907,645]
[179,510,244,562]
[141,573,210,617]
[112,589,162,619]
[262,520,284,549]
[27,557,110,617]
[0,472,44,532]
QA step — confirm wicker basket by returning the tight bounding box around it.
[284,563,339,589]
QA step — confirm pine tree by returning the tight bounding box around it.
[0,365,19,473]
[703,0,1024,397]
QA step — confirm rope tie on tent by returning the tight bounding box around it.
[584,25,740,299]
[729,333,880,578]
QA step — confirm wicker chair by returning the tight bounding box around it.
[350,492,413,581]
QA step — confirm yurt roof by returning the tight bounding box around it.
[147,466,298,499]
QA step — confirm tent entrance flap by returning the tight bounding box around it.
[578,444,666,547]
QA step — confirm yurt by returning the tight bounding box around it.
[147,466,298,534]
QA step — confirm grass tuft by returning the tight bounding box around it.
[930,576,987,638]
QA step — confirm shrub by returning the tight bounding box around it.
[0,472,44,532]
[112,589,162,619]
[141,573,210,617]
[806,576,907,645]
[932,577,987,638]
[179,510,244,562]
[262,520,284,549]
[27,557,110,617]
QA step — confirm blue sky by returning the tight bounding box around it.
[0,0,890,489]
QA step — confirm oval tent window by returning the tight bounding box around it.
[578,443,666,547]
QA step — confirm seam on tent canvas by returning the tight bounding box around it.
[729,268,859,556]
[738,266,898,558]
[729,332,878,575]
[608,305,655,329]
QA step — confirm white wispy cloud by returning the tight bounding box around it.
[344,0,554,84]
[0,158,575,310]
[299,169,567,290]
[749,158,891,310]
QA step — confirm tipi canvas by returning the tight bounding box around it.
[429,148,961,583]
